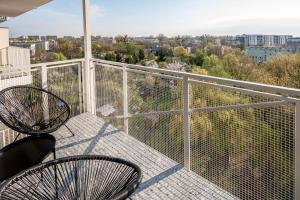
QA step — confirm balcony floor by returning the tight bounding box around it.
[52,113,239,200]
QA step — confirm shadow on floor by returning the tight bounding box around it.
[135,164,183,194]
[56,122,120,153]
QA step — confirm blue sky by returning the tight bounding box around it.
[3,0,300,37]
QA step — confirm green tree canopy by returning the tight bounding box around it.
[174,46,188,60]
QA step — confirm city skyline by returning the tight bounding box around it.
[2,0,300,37]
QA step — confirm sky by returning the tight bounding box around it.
[2,0,300,37]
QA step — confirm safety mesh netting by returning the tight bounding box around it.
[95,63,295,200]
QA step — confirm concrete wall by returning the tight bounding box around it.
[0,27,9,49]
[0,46,30,67]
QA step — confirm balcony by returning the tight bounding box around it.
[0,58,299,199]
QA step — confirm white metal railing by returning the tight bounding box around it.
[1,58,299,199]
[0,59,85,148]
[92,58,300,200]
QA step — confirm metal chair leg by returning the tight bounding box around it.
[52,147,58,198]
[64,124,75,137]
[13,133,21,142]
[53,148,56,160]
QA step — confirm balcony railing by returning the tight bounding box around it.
[1,58,300,200]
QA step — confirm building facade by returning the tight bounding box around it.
[10,41,50,56]
[0,27,9,49]
[0,28,30,67]
[246,47,289,63]
[285,37,300,53]
[243,34,292,47]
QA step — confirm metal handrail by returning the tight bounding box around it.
[92,58,300,97]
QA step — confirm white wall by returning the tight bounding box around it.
[0,46,30,67]
[0,28,9,49]
[8,46,30,67]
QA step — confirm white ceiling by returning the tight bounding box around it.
[0,0,52,17]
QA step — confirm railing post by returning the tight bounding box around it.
[81,60,86,112]
[41,64,48,90]
[82,0,94,114]
[41,64,49,122]
[78,62,83,113]
[295,101,300,200]
[90,60,96,114]
[123,66,128,134]
[183,75,191,171]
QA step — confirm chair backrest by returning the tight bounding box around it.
[0,86,70,135]
[0,134,56,181]
[0,155,142,200]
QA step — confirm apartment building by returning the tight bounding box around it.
[0,27,30,67]
[0,27,9,66]
[285,37,300,53]
[242,34,292,47]
[0,27,9,49]
[246,47,289,63]
[10,40,50,56]
[0,16,6,23]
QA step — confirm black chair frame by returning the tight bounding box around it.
[0,86,74,138]
[0,134,56,183]
[0,155,142,200]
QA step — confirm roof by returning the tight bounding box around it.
[0,0,52,17]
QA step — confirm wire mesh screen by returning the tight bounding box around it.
[190,82,277,109]
[129,113,184,165]
[47,64,83,117]
[0,125,26,149]
[0,68,41,148]
[127,72,184,164]
[95,64,124,129]
[190,82,295,200]
[0,68,42,90]
[30,69,42,88]
[127,72,183,114]
[94,61,296,200]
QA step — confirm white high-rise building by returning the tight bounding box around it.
[243,34,292,47]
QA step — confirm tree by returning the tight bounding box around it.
[192,68,208,75]
[105,52,117,61]
[115,35,129,44]
[209,65,231,78]
[194,49,206,66]
[174,46,188,60]
[157,34,166,44]
[139,49,145,60]
[203,55,221,70]
[54,39,83,59]
[205,42,223,56]
[45,52,66,62]
[92,43,103,58]
[252,54,300,88]
[125,55,135,64]
[222,48,254,80]
[157,45,173,62]
[126,43,139,56]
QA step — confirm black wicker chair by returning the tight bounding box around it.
[0,86,72,139]
[0,134,56,183]
[0,155,142,200]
